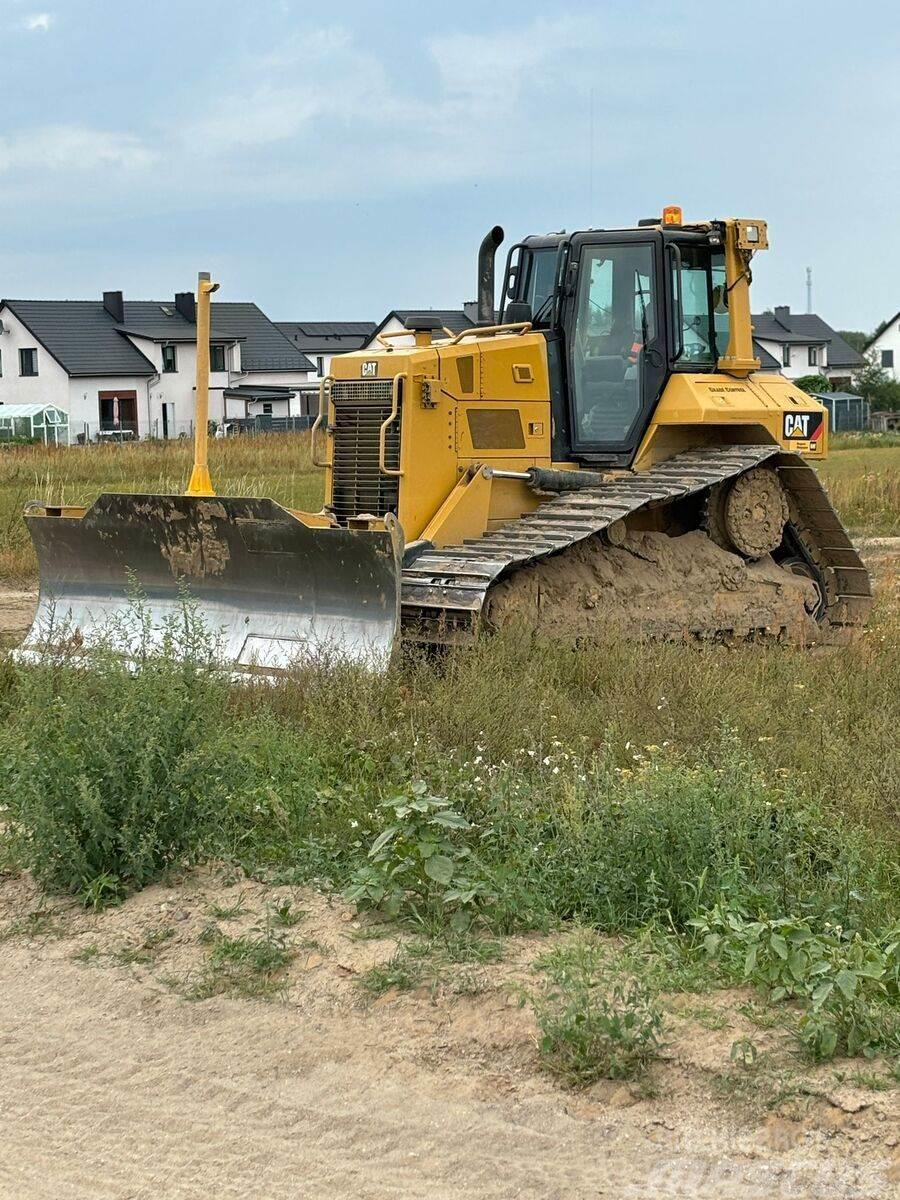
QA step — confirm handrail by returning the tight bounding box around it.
[441,320,532,346]
[375,327,455,348]
[310,375,332,467]
[378,372,405,478]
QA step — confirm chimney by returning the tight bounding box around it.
[175,291,196,322]
[103,290,124,323]
[774,305,791,328]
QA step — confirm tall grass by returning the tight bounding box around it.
[0,435,323,584]
[0,435,897,585]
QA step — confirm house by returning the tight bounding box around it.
[275,322,376,380]
[751,306,864,389]
[362,308,477,350]
[864,312,900,382]
[0,291,315,441]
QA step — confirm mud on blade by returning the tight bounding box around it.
[22,494,402,673]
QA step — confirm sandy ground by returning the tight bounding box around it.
[2,539,899,1199]
[1,870,899,1200]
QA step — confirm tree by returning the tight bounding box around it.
[793,374,832,396]
[836,330,870,355]
[852,353,900,412]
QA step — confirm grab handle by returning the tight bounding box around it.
[311,376,332,467]
[379,373,404,478]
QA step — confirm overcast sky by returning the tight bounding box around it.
[2,0,897,330]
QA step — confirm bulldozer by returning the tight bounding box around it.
[20,211,872,672]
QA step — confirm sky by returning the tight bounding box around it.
[1,0,897,331]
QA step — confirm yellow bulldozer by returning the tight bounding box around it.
[20,210,872,671]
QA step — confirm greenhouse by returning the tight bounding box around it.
[0,403,69,445]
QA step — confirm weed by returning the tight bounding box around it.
[72,943,101,963]
[1,908,64,939]
[345,782,495,929]
[360,948,424,996]
[691,907,900,1060]
[189,928,295,1000]
[206,895,249,920]
[267,898,304,927]
[0,611,237,906]
[115,926,175,966]
[529,937,665,1086]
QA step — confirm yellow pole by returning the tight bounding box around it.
[186,271,220,496]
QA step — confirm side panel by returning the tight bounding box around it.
[633,372,828,470]
[327,333,553,543]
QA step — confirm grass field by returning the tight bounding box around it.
[0,434,897,585]
[1,432,899,1070]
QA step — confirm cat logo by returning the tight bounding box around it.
[361,360,378,378]
[782,410,824,442]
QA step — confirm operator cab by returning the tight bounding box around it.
[501,214,733,466]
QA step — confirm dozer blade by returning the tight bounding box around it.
[21,494,402,673]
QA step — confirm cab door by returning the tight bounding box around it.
[561,232,668,461]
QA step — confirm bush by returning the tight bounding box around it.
[529,937,665,1085]
[793,374,831,395]
[691,906,900,1060]
[345,782,496,928]
[0,626,233,905]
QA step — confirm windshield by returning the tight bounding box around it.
[672,245,729,364]
[570,242,656,444]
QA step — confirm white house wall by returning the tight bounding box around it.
[0,309,70,408]
[868,317,900,382]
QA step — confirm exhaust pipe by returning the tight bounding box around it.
[477,225,504,325]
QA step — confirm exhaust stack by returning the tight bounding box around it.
[477,225,504,325]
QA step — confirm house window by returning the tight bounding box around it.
[808,346,818,367]
[19,348,38,376]
[782,345,791,368]
[162,344,177,373]
[883,349,895,369]
[262,402,273,415]
[210,344,226,372]
[316,355,325,376]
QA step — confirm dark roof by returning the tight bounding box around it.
[276,321,376,353]
[212,304,314,372]
[0,297,314,377]
[753,340,781,370]
[1,300,157,377]
[368,309,475,344]
[752,309,864,368]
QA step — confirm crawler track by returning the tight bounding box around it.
[400,446,873,644]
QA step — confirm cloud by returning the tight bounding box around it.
[23,11,52,31]
[0,125,156,173]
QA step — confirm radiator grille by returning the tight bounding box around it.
[330,379,401,525]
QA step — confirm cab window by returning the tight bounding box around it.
[672,245,729,365]
[570,242,655,444]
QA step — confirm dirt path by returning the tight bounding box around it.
[1,873,898,1200]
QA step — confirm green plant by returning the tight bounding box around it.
[359,948,424,995]
[267,898,304,927]
[344,782,494,928]
[72,943,100,963]
[691,906,900,1060]
[206,894,249,920]
[115,926,175,966]
[793,374,831,395]
[529,938,665,1086]
[0,608,236,905]
[189,927,295,1000]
